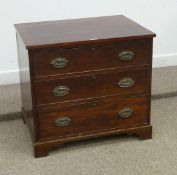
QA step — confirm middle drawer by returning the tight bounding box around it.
[34,69,150,106]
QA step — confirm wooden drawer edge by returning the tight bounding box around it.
[36,124,151,142]
[29,38,153,51]
[33,65,151,81]
[35,92,150,111]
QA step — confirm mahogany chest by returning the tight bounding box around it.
[15,15,156,158]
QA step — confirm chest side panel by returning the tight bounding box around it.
[16,32,36,141]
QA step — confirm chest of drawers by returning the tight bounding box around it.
[15,15,156,158]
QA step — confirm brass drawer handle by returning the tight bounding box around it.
[51,57,68,68]
[118,77,134,88]
[53,85,70,97]
[119,50,135,60]
[118,108,134,118]
[54,117,71,127]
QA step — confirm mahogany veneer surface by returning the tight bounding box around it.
[38,95,149,141]
[15,15,155,49]
[15,15,156,158]
[32,40,151,78]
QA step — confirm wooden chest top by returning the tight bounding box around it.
[14,15,155,49]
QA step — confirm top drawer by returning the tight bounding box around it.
[32,41,152,78]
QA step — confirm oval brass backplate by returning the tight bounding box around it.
[51,57,68,68]
[54,117,71,127]
[53,85,70,97]
[118,108,134,118]
[118,50,135,61]
[117,77,135,88]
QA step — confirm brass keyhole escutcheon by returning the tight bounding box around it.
[91,75,97,80]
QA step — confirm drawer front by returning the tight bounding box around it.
[32,41,151,78]
[34,69,150,105]
[37,95,149,140]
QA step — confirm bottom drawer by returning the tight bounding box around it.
[37,95,149,140]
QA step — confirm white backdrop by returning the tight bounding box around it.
[0,0,177,84]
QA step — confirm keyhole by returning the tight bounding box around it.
[91,47,96,51]
[91,75,97,80]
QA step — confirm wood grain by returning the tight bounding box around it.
[34,68,150,106]
[37,95,149,141]
[16,15,155,158]
[32,40,151,78]
[15,15,155,49]
[34,125,152,158]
